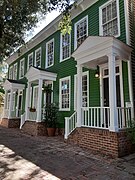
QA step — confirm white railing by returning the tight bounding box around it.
[117,107,131,129]
[28,111,37,121]
[20,112,26,129]
[64,111,77,139]
[81,107,110,129]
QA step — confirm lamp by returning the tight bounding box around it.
[95,65,99,78]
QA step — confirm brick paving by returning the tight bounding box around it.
[0,126,135,180]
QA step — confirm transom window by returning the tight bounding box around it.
[46,39,54,68]
[28,52,33,70]
[59,76,70,111]
[74,16,88,49]
[20,58,24,78]
[99,0,120,37]
[60,33,71,61]
[13,63,17,80]
[35,48,41,67]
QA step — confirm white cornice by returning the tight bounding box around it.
[6,0,99,65]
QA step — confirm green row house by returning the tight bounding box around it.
[1,0,135,157]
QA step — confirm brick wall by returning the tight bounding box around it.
[67,127,135,157]
[0,118,20,128]
[21,121,64,136]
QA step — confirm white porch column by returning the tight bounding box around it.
[128,57,134,119]
[25,82,31,120]
[3,90,8,117]
[36,78,43,122]
[76,64,82,127]
[8,89,14,119]
[108,53,118,132]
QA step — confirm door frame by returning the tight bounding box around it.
[16,90,23,117]
[99,60,124,108]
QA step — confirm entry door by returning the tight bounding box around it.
[103,75,121,107]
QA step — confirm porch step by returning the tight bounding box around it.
[0,118,20,128]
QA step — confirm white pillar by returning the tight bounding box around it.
[127,57,134,119]
[108,53,118,132]
[76,64,82,127]
[4,90,8,117]
[8,89,14,119]
[36,79,43,122]
[25,82,31,120]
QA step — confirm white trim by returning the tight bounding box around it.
[74,15,88,50]
[60,33,71,62]
[99,0,120,37]
[119,60,124,108]
[124,0,130,45]
[19,58,25,79]
[46,38,54,68]
[35,47,41,68]
[59,76,71,111]
[27,52,34,70]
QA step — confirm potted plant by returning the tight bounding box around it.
[42,103,59,136]
[28,107,36,112]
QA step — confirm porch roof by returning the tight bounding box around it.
[72,36,132,69]
[3,79,26,90]
[25,66,57,82]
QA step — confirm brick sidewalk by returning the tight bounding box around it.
[0,126,135,180]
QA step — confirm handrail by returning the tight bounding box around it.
[64,111,77,139]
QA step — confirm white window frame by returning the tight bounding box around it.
[99,0,120,37]
[9,66,13,79]
[74,71,89,110]
[28,52,33,70]
[46,39,54,68]
[74,15,88,50]
[19,58,25,79]
[59,76,71,111]
[60,33,71,62]
[13,63,17,80]
[35,47,41,68]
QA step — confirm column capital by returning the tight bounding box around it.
[107,52,117,59]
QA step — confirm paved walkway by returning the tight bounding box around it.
[0,126,135,180]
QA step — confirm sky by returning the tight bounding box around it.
[26,10,60,41]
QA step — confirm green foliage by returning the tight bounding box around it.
[42,103,59,128]
[0,88,5,94]
[0,0,76,61]
[127,120,135,144]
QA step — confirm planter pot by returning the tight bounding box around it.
[47,128,56,136]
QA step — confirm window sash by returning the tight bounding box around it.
[61,33,70,61]
[20,60,24,78]
[13,64,17,80]
[35,49,41,67]
[28,53,33,69]
[60,77,70,110]
[46,40,54,67]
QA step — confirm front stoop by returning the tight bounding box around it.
[0,118,20,128]
[21,120,65,136]
[67,127,135,158]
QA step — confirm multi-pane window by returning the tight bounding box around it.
[46,39,54,68]
[13,63,17,80]
[75,16,88,49]
[28,52,33,70]
[60,33,70,61]
[35,48,41,67]
[59,77,70,110]
[82,74,88,107]
[20,59,24,78]
[33,86,38,109]
[9,66,13,79]
[100,0,120,36]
